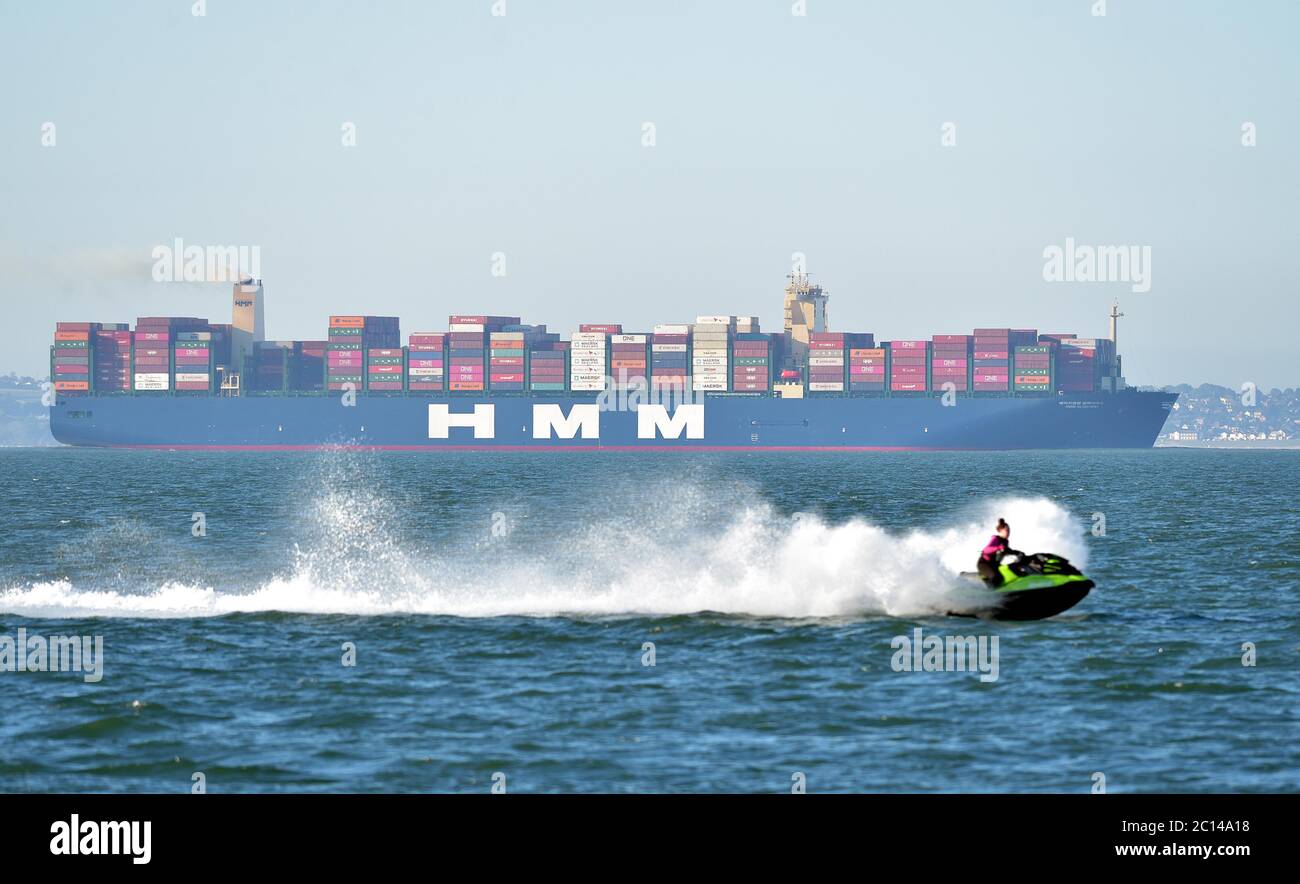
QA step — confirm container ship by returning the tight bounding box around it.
[49,276,1175,450]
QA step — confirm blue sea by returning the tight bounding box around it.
[1,449,1296,793]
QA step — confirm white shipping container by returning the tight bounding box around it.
[653,324,690,334]
[174,373,210,384]
[449,323,486,332]
[408,367,444,377]
[694,316,734,325]
[1061,339,1100,348]
[134,373,170,391]
[809,356,845,366]
[610,334,647,344]
[809,382,845,391]
[652,344,687,352]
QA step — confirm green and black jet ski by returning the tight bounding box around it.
[954,552,1094,621]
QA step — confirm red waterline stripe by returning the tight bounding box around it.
[108,443,959,452]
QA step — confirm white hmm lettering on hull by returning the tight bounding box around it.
[426,403,705,440]
[636,403,705,439]
[427,404,495,439]
[533,403,600,439]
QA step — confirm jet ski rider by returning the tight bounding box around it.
[977,518,1024,587]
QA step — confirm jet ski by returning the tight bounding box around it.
[954,552,1094,621]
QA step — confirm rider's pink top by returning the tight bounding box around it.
[981,535,1009,562]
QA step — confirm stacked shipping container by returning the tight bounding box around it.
[610,334,648,390]
[1055,338,1115,392]
[325,320,362,392]
[849,342,886,392]
[972,328,1011,393]
[692,317,732,392]
[929,335,971,394]
[808,332,847,392]
[93,326,132,393]
[446,316,518,392]
[731,333,771,392]
[134,317,208,392]
[528,340,567,392]
[51,308,1126,402]
[250,342,291,392]
[367,348,405,392]
[888,340,930,393]
[488,331,527,392]
[295,341,327,392]
[325,316,399,392]
[651,324,689,394]
[570,331,608,391]
[173,331,216,392]
[52,323,96,393]
[407,333,446,392]
[1013,345,1053,393]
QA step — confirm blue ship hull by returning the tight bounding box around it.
[50,390,1176,450]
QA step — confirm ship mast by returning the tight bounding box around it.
[1108,301,1126,389]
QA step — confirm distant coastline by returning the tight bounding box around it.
[1156,439,1300,450]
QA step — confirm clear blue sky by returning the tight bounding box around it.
[2,0,1296,386]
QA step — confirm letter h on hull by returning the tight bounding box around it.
[428,404,495,439]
